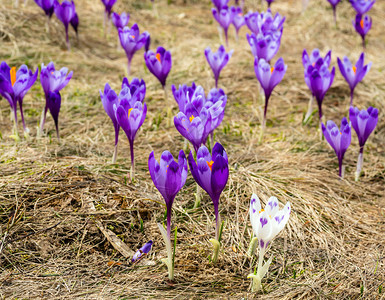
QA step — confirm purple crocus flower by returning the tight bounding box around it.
[174,107,212,153]
[70,12,79,37]
[148,149,187,280]
[212,0,229,10]
[111,12,129,30]
[100,83,120,162]
[254,58,287,137]
[172,84,227,144]
[257,9,285,36]
[265,0,274,7]
[302,49,331,70]
[244,12,260,35]
[327,0,341,24]
[101,0,116,18]
[172,83,204,115]
[349,106,378,180]
[34,0,55,18]
[204,45,233,88]
[118,24,150,76]
[46,91,62,140]
[149,150,187,238]
[302,49,332,122]
[337,53,371,106]
[132,240,153,263]
[231,6,245,39]
[350,0,375,15]
[212,6,234,46]
[205,88,227,135]
[0,62,38,135]
[114,99,147,179]
[247,32,281,62]
[305,59,335,130]
[322,117,351,178]
[54,0,75,50]
[121,77,146,103]
[353,14,372,49]
[40,62,73,138]
[144,47,172,89]
[188,143,229,241]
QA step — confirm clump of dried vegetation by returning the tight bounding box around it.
[0,0,384,298]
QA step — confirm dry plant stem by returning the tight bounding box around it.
[127,58,132,78]
[39,105,48,137]
[112,144,118,163]
[355,147,364,181]
[304,94,314,122]
[130,141,135,180]
[193,183,201,208]
[217,26,223,44]
[259,93,269,144]
[157,222,174,281]
[46,16,50,33]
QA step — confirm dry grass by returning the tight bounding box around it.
[1,0,385,298]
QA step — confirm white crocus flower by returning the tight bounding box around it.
[247,194,291,292]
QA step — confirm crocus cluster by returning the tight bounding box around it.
[302,48,335,132]
[337,53,371,105]
[100,78,147,177]
[144,47,172,89]
[148,150,188,280]
[245,9,285,62]
[349,106,378,180]
[173,83,227,152]
[247,194,291,292]
[204,45,233,88]
[350,0,375,48]
[118,24,150,76]
[0,62,38,137]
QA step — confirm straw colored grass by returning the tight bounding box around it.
[0,0,384,298]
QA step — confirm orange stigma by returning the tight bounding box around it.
[128,108,133,118]
[312,62,316,67]
[270,67,274,74]
[360,19,364,29]
[259,209,264,214]
[131,35,135,39]
[189,115,195,122]
[156,53,161,62]
[238,13,243,16]
[10,67,17,86]
[206,160,214,171]
[352,66,357,74]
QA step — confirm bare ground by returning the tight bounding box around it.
[0,0,384,299]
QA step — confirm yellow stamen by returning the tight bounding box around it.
[189,115,195,122]
[156,53,161,62]
[131,35,135,39]
[312,62,316,67]
[206,160,214,171]
[128,108,133,118]
[259,209,264,214]
[352,66,357,74]
[360,19,364,29]
[270,67,274,74]
[10,67,17,86]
